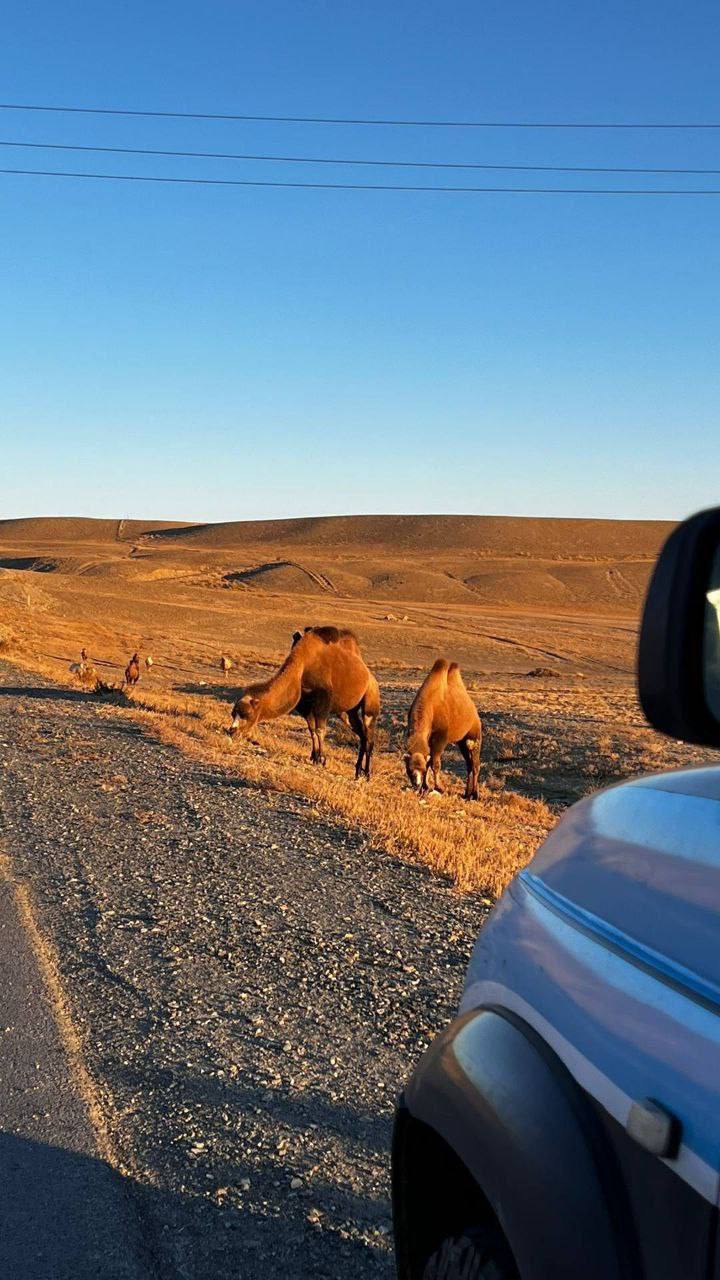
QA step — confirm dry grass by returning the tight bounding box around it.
[114,684,554,897]
[1,644,552,896]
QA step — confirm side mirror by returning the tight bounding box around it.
[638,506,720,746]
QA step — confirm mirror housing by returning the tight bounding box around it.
[638,506,720,746]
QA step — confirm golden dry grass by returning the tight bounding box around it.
[2,644,553,896]
[134,686,554,896]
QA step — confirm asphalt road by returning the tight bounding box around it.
[0,664,484,1278]
[0,847,150,1278]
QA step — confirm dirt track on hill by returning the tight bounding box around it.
[0,663,484,1279]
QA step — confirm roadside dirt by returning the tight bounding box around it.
[0,664,485,1279]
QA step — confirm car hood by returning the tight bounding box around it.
[524,766,720,1002]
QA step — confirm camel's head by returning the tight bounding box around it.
[227,689,261,736]
[404,750,429,794]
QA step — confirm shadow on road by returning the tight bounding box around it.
[0,1130,151,1279]
[98,1060,394,1277]
[0,1125,392,1279]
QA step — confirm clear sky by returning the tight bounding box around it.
[1,1,719,523]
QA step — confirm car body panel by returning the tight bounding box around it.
[526,771,720,998]
[396,769,720,1279]
[400,1008,632,1280]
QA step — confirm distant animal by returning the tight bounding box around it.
[124,652,141,688]
[70,646,90,676]
[220,654,234,673]
[145,655,154,670]
[69,647,98,689]
[405,659,481,799]
[229,625,380,778]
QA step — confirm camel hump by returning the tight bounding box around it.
[302,625,360,648]
[430,657,450,675]
[313,625,342,644]
[301,625,339,644]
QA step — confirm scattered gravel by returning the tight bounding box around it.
[0,664,486,1279]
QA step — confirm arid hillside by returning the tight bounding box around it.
[143,512,672,557]
[0,512,672,612]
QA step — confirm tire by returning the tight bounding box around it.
[422,1229,514,1280]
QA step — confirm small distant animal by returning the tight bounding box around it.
[70,646,90,676]
[405,659,482,799]
[124,653,141,687]
[229,625,379,778]
[220,655,234,673]
[145,655,154,670]
[69,647,98,688]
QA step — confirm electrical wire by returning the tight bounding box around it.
[1,137,720,175]
[2,166,720,193]
[1,101,720,129]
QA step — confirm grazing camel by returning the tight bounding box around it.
[405,659,482,799]
[229,626,380,778]
[220,654,234,674]
[124,652,141,688]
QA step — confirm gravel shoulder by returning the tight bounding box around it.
[0,663,485,1279]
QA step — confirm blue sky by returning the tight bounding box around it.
[1,1,719,522]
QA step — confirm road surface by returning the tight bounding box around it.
[0,664,484,1278]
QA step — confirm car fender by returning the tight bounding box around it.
[401,1006,636,1280]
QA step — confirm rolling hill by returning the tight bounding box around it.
[0,513,673,612]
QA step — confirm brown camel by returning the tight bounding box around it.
[405,659,482,799]
[229,626,380,778]
[124,652,141,688]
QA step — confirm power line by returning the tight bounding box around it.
[3,166,720,193]
[1,101,720,129]
[2,138,720,175]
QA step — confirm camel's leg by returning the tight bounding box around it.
[428,732,447,793]
[311,692,331,766]
[362,710,376,779]
[347,706,367,780]
[315,717,328,767]
[468,736,481,798]
[304,716,320,763]
[458,736,480,800]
